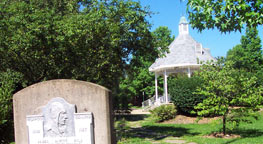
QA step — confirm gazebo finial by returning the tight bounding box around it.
[180,0,186,19]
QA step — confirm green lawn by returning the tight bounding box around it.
[116,113,263,144]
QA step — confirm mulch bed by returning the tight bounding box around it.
[162,114,220,124]
[162,115,242,139]
[203,132,241,139]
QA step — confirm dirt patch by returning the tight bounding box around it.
[203,132,241,139]
[165,139,186,143]
[162,115,221,124]
[130,109,151,115]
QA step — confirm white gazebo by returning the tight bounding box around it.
[147,16,216,106]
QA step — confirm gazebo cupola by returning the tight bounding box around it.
[179,16,189,35]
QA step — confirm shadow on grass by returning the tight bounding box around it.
[234,129,263,138]
[115,114,149,121]
[222,129,263,144]
[121,125,263,143]
[127,125,200,140]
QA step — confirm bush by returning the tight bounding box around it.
[0,69,24,143]
[0,70,24,125]
[168,76,205,115]
[150,104,177,122]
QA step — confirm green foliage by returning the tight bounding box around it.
[195,60,263,135]
[0,70,24,125]
[169,76,205,115]
[197,28,263,134]
[226,108,259,131]
[224,28,263,132]
[150,104,177,122]
[0,70,24,143]
[0,0,156,141]
[116,26,174,108]
[116,58,164,109]
[187,0,263,32]
[151,26,175,57]
[0,0,154,90]
[227,27,263,72]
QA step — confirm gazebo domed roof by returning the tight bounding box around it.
[149,17,216,74]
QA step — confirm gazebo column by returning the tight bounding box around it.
[187,67,191,78]
[164,70,168,103]
[155,73,158,102]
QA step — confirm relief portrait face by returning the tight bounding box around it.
[58,110,68,125]
[45,102,69,137]
[43,98,76,138]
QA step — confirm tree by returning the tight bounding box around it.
[117,26,174,108]
[117,58,158,108]
[0,0,153,90]
[0,70,24,143]
[227,27,263,87]
[0,0,155,141]
[227,27,262,71]
[151,26,175,56]
[195,60,263,135]
[187,0,263,32]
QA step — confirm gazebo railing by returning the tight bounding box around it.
[156,95,171,105]
[142,95,171,109]
[142,96,155,108]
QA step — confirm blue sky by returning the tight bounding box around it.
[138,0,263,57]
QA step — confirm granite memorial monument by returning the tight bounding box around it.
[13,79,115,144]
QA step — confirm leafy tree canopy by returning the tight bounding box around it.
[0,0,154,90]
[187,0,263,32]
[0,70,24,143]
[117,26,174,108]
[195,60,263,135]
[151,26,175,57]
[227,27,263,72]
[0,0,155,140]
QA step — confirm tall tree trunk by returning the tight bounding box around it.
[223,115,226,135]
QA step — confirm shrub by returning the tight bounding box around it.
[168,76,205,115]
[0,69,24,143]
[150,104,177,122]
[0,70,24,125]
